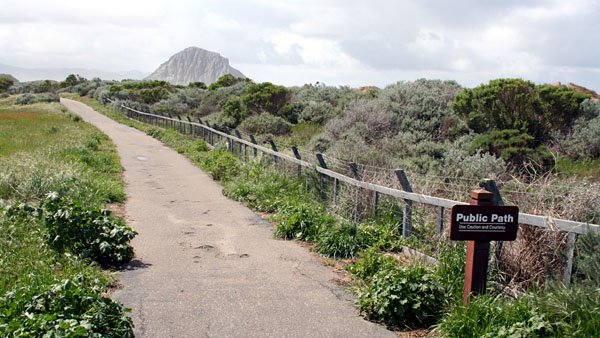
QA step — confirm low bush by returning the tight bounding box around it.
[573,228,600,286]
[15,93,60,105]
[224,164,306,212]
[298,101,335,124]
[562,115,600,160]
[239,112,292,136]
[0,275,133,337]
[354,220,403,252]
[316,223,364,258]
[436,294,550,338]
[537,284,600,337]
[436,284,600,338]
[40,193,136,267]
[357,263,443,328]
[470,129,554,171]
[200,149,240,181]
[273,201,334,241]
[347,249,398,282]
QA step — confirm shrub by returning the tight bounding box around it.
[470,129,554,171]
[436,294,550,338]
[14,93,58,105]
[562,115,600,160]
[41,193,136,267]
[437,284,600,338]
[347,249,398,282]
[224,164,306,212]
[273,201,333,241]
[207,74,245,90]
[140,87,170,104]
[222,96,248,125]
[188,81,207,89]
[151,95,191,116]
[316,223,363,258]
[354,221,403,252]
[15,93,35,105]
[439,136,507,178]
[325,100,396,145]
[298,100,335,124]
[0,75,15,92]
[573,228,600,286]
[434,242,467,308]
[198,81,250,116]
[241,82,289,115]
[377,79,462,139]
[357,263,443,328]
[452,79,590,143]
[200,149,240,181]
[0,275,133,337]
[537,284,600,337]
[238,113,292,135]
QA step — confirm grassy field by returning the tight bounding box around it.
[0,96,133,336]
[0,96,124,205]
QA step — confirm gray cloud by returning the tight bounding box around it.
[0,0,598,90]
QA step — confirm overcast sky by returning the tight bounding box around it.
[1,0,599,89]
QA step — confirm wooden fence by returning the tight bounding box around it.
[108,99,599,283]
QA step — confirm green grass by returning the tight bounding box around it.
[0,97,124,205]
[0,96,133,336]
[555,157,600,179]
[435,284,600,337]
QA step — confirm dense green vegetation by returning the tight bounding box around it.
[0,95,134,336]
[54,75,600,183]
[46,76,600,335]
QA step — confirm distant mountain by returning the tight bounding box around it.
[145,47,245,85]
[0,64,147,82]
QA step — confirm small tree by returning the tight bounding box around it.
[61,74,87,88]
[208,74,244,90]
[241,82,289,115]
[0,75,15,92]
[452,79,591,143]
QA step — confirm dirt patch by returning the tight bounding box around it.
[395,329,431,337]
[106,202,127,220]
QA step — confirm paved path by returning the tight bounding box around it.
[61,99,395,338]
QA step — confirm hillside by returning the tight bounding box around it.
[145,47,245,85]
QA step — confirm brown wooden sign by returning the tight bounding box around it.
[450,205,519,241]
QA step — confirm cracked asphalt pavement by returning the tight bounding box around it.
[61,98,396,337]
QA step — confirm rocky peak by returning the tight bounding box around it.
[145,47,245,85]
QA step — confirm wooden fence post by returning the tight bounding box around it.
[563,232,577,285]
[208,123,214,145]
[372,191,379,216]
[234,130,243,155]
[436,207,445,234]
[395,169,413,238]
[197,118,204,141]
[186,116,193,135]
[222,128,232,152]
[267,139,278,162]
[350,162,362,223]
[291,146,302,177]
[316,153,328,197]
[464,189,494,304]
[249,135,258,157]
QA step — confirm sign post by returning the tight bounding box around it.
[450,189,519,305]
